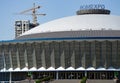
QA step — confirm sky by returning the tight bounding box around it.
[0,0,120,40]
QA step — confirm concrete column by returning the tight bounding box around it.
[51,49,55,68]
[65,72,67,79]
[41,49,46,68]
[32,49,37,67]
[82,53,86,68]
[85,71,87,77]
[56,71,59,80]
[24,49,28,67]
[2,51,6,70]
[61,51,65,68]
[9,51,13,68]
[93,54,96,68]
[71,51,75,68]
[16,49,20,68]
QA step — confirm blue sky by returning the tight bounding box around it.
[0,0,120,40]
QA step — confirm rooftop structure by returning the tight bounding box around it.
[15,20,37,38]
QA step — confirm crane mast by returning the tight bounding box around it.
[32,3,39,25]
[33,3,37,25]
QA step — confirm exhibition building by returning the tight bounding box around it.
[0,4,120,82]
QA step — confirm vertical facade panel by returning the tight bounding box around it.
[95,41,102,68]
[4,52,10,70]
[0,48,3,70]
[60,41,65,68]
[70,41,75,68]
[91,41,96,68]
[11,44,18,69]
[62,41,71,68]
[16,46,20,69]
[26,43,33,68]
[80,41,86,68]
[0,45,3,70]
[3,45,10,70]
[85,41,92,68]
[49,42,55,68]
[52,41,60,68]
[35,42,42,68]
[106,41,112,68]
[111,41,117,68]
[74,41,81,68]
[18,43,25,69]
[101,41,107,68]
[44,42,51,68]
[1,45,6,70]
[117,41,120,67]
[32,42,37,68]
[41,42,46,68]
[80,41,91,68]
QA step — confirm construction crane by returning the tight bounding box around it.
[19,3,46,25]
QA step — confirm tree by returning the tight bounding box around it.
[81,77,87,83]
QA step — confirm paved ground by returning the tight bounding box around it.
[50,79,115,83]
[13,79,117,83]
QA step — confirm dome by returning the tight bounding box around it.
[17,14,120,39]
[21,14,120,35]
